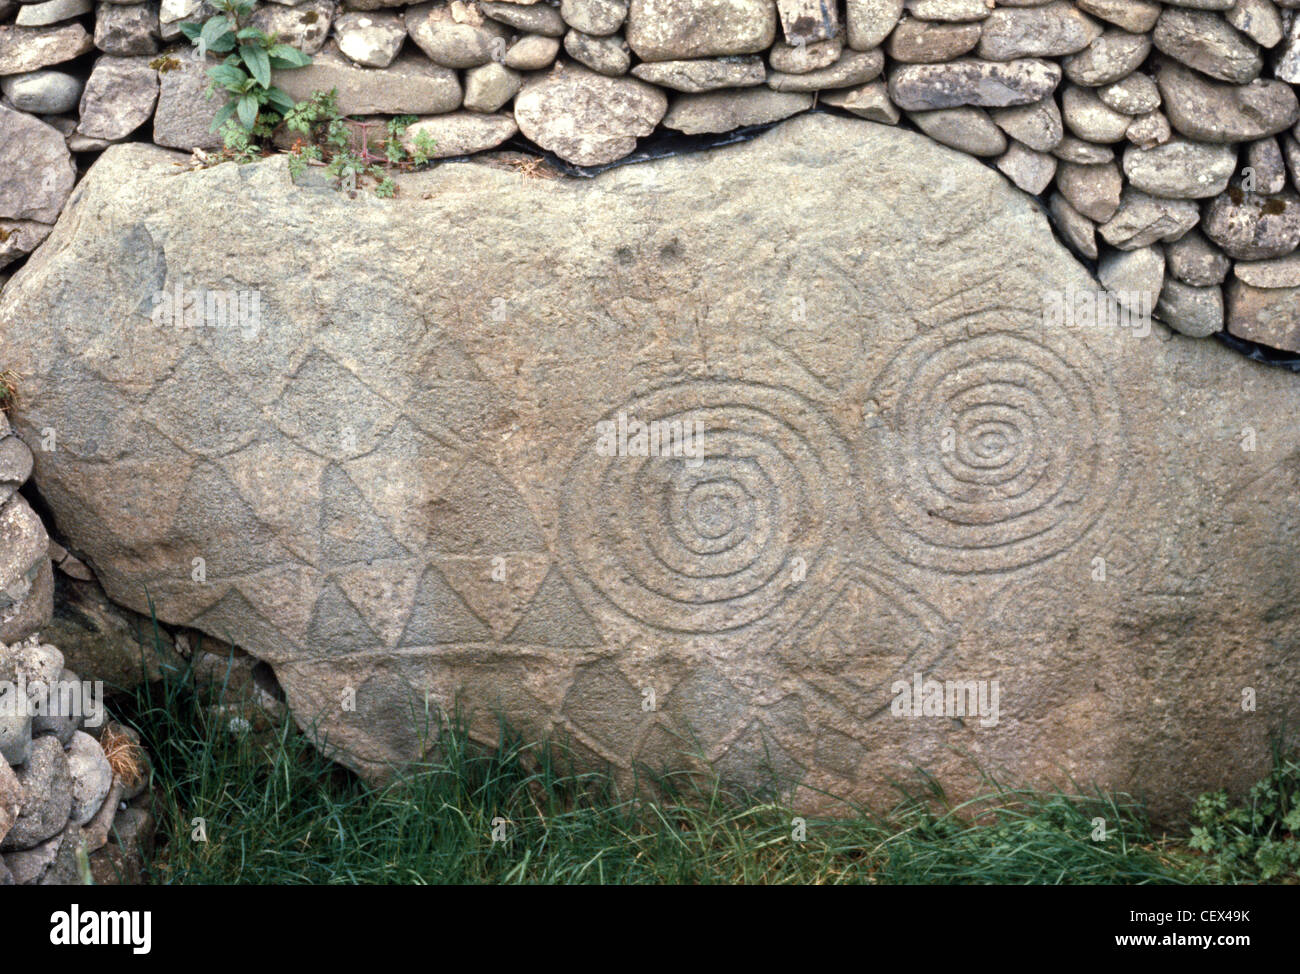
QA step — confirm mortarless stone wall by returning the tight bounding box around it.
[2,0,1300,350]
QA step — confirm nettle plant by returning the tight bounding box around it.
[281,93,439,198]
[177,4,438,197]
[180,0,311,143]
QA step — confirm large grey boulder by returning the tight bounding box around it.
[3,115,1300,821]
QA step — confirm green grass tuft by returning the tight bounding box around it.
[110,607,1295,885]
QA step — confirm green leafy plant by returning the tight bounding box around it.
[1188,744,1300,881]
[179,0,311,137]
[280,90,439,197]
[0,370,19,415]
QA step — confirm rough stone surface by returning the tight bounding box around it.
[1056,158,1122,219]
[76,55,159,142]
[1062,82,1134,141]
[905,0,991,21]
[0,736,70,851]
[662,88,811,133]
[1125,107,1171,148]
[1060,27,1150,84]
[1246,137,1288,195]
[1155,57,1299,143]
[995,139,1058,193]
[1121,138,1239,198]
[561,0,628,35]
[0,712,30,768]
[1098,186,1200,247]
[15,0,93,27]
[819,80,900,122]
[767,48,883,90]
[5,116,1300,820]
[94,2,162,57]
[1279,14,1300,83]
[1,493,49,620]
[1227,277,1300,349]
[2,830,60,883]
[399,110,518,156]
[2,642,65,694]
[1098,72,1159,114]
[462,61,522,112]
[1227,0,1284,47]
[0,68,81,113]
[504,32,562,70]
[30,667,85,745]
[992,96,1064,150]
[152,55,225,151]
[1167,227,1232,284]
[158,0,212,43]
[66,730,112,825]
[1076,0,1160,32]
[0,760,19,847]
[1202,185,1300,258]
[848,0,905,48]
[1156,276,1224,336]
[483,0,566,34]
[273,45,463,115]
[0,24,94,74]
[977,1,1103,60]
[1152,7,1263,83]
[0,558,53,646]
[563,28,632,75]
[769,34,843,73]
[630,56,765,91]
[910,105,1007,155]
[0,431,34,503]
[42,573,183,690]
[1097,242,1165,306]
[249,1,337,56]
[626,0,777,60]
[886,16,981,62]
[1050,189,1100,256]
[0,223,52,273]
[514,61,666,165]
[888,57,1062,110]
[0,103,75,223]
[1053,132,1115,162]
[406,1,510,68]
[1234,253,1300,287]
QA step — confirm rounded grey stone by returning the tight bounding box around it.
[0,736,70,852]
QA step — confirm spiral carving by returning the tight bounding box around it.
[561,380,855,634]
[865,321,1122,574]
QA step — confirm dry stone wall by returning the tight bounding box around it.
[2,0,1300,350]
[0,409,155,886]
